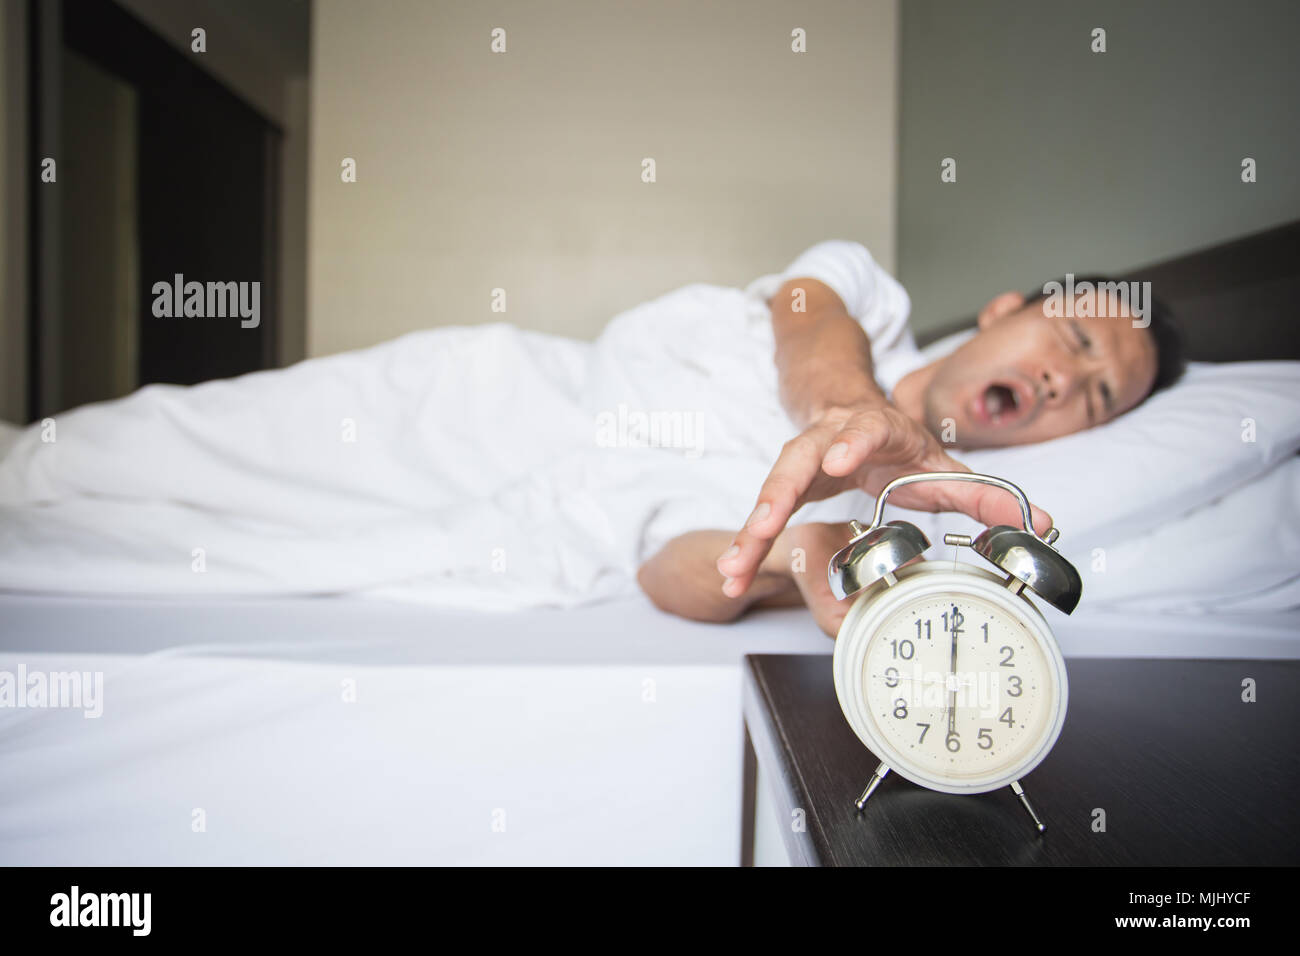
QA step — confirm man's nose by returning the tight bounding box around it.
[1038,363,1079,404]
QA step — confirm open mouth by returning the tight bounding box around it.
[975,381,1029,426]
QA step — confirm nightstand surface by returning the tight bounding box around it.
[741,654,1300,866]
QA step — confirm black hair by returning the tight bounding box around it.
[1025,275,1186,399]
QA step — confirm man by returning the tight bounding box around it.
[637,241,1184,636]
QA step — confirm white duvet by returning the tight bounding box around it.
[0,281,806,607]
[2,248,1298,616]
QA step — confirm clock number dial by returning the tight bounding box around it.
[861,592,1054,782]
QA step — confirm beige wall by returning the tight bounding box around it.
[308,0,899,355]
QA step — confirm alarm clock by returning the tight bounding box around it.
[828,471,1081,833]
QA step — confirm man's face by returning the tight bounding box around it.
[923,290,1158,448]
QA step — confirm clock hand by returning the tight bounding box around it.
[947,604,963,736]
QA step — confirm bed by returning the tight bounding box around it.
[2,222,1298,866]
[3,592,1294,866]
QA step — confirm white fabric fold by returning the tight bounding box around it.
[0,242,922,607]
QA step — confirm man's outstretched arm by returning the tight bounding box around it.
[637,529,799,624]
[770,277,888,426]
[638,522,861,637]
[717,274,1052,600]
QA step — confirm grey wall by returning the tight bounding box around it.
[897,0,1300,335]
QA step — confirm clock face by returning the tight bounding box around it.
[834,563,1068,794]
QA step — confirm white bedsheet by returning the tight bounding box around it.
[0,594,831,866]
[1,593,1294,866]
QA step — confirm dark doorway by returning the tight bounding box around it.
[29,0,281,419]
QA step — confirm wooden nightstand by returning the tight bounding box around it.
[741,654,1299,866]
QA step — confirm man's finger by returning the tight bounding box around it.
[819,410,905,478]
[736,432,830,541]
[716,526,774,597]
[718,428,842,596]
[942,481,1055,536]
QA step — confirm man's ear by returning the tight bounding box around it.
[977,291,1026,330]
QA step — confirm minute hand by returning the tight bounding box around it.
[947,607,962,736]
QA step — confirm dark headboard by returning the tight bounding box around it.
[918,220,1300,362]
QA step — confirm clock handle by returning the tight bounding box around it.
[865,471,1041,539]
[864,471,1082,614]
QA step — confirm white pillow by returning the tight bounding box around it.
[919,327,977,362]
[1068,455,1300,612]
[949,361,1300,549]
[801,359,1300,568]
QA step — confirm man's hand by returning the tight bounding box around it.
[771,522,861,636]
[715,400,1053,598]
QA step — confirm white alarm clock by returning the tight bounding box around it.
[828,472,1081,833]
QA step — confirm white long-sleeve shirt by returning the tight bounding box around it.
[744,240,923,397]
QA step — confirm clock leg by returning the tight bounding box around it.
[854,762,891,811]
[1010,780,1046,833]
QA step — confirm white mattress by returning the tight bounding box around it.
[2,594,1295,865]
